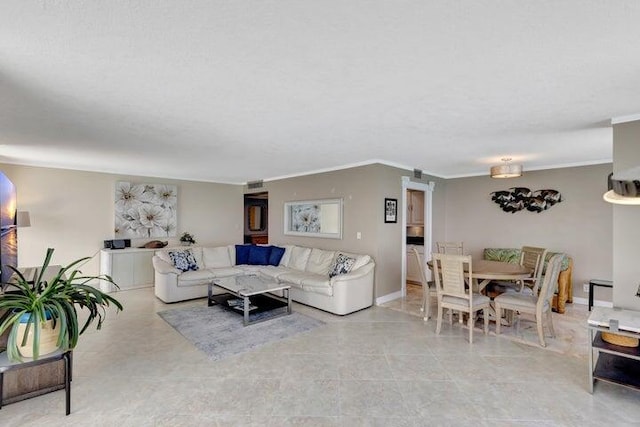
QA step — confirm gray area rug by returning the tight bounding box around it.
[158,305,325,361]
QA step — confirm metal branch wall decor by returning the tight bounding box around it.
[490,188,561,213]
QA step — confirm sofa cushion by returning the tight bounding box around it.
[260,265,291,280]
[340,252,371,271]
[306,248,336,275]
[248,245,271,265]
[208,267,244,278]
[328,253,356,278]
[176,269,214,286]
[300,275,332,292]
[543,252,570,272]
[278,245,294,267]
[278,270,315,285]
[169,249,199,272]
[288,246,312,271]
[268,246,286,266]
[202,247,233,268]
[483,248,520,264]
[301,282,333,297]
[235,244,251,265]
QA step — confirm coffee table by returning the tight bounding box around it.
[207,274,292,326]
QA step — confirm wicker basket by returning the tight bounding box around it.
[602,332,639,347]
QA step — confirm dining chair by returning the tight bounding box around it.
[411,247,437,321]
[494,246,547,294]
[518,246,548,292]
[436,241,464,255]
[494,253,565,347]
[432,253,490,343]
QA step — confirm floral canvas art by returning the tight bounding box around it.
[284,199,342,239]
[114,182,177,238]
[290,204,321,233]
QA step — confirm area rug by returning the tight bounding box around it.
[158,305,325,361]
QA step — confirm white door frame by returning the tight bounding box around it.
[401,177,435,297]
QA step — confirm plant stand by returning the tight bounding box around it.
[0,350,72,415]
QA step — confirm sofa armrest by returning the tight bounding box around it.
[330,262,375,285]
[152,256,180,275]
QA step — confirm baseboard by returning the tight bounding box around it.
[376,290,403,305]
[572,297,613,308]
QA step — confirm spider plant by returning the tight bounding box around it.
[0,248,123,361]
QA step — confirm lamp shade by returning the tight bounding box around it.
[490,159,523,178]
[603,167,640,205]
[16,211,31,227]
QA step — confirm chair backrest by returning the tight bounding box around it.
[537,253,565,308]
[520,246,547,286]
[432,253,471,299]
[436,242,464,255]
[411,247,427,285]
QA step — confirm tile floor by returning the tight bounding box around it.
[2,286,640,426]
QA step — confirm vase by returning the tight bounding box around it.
[17,314,61,358]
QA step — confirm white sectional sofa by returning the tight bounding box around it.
[152,244,375,315]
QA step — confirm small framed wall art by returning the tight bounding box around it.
[384,198,397,223]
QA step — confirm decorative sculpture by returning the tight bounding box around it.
[490,188,562,213]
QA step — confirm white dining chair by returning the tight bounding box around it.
[432,253,490,343]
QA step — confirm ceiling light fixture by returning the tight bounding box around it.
[603,167,640,205]
[490,158,523,179]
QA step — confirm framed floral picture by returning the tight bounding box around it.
[284,198,343,239]
[385,198,397,223]
[114,182,177,238]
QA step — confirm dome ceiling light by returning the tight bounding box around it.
[490,158,523,179]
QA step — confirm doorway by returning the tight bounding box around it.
[401,177,434,297]
[244,192,268,244]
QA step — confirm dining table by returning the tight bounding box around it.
[427,258,532,289]
[427,258,532,325]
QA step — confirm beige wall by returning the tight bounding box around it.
[443,164,613,302]
[612,120,640,309]
[3,159,610,305]
[1,163,243,277]
[252,164,446,299]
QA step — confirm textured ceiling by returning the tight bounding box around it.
[1,1,637,184]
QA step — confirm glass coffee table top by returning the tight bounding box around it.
[213,274,291,296]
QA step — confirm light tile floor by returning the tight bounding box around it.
[3,287,640,426]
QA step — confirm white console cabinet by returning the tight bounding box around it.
[100,248,156,292]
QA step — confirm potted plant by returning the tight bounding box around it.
[0,248,123,361]
[179,232,196,246]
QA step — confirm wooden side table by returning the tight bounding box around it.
[0,350,72,415]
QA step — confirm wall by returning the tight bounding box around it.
[612,120,640,309]
[252,163,446,300]
[443,164,613,302]
[0,163,243,277]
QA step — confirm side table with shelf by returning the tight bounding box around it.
[588,307,640,393]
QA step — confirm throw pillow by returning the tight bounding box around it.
[328,253,356,278]
[235,244,251,265]
[248,245,271,265]
[169,249,199,272]
[268,246,286,266]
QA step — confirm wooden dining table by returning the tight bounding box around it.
[427,258,532,325]
[471,259,532,291]
[427,258,532,288]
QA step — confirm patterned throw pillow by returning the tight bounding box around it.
[169,249,199,272]
[328,253,356,278]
